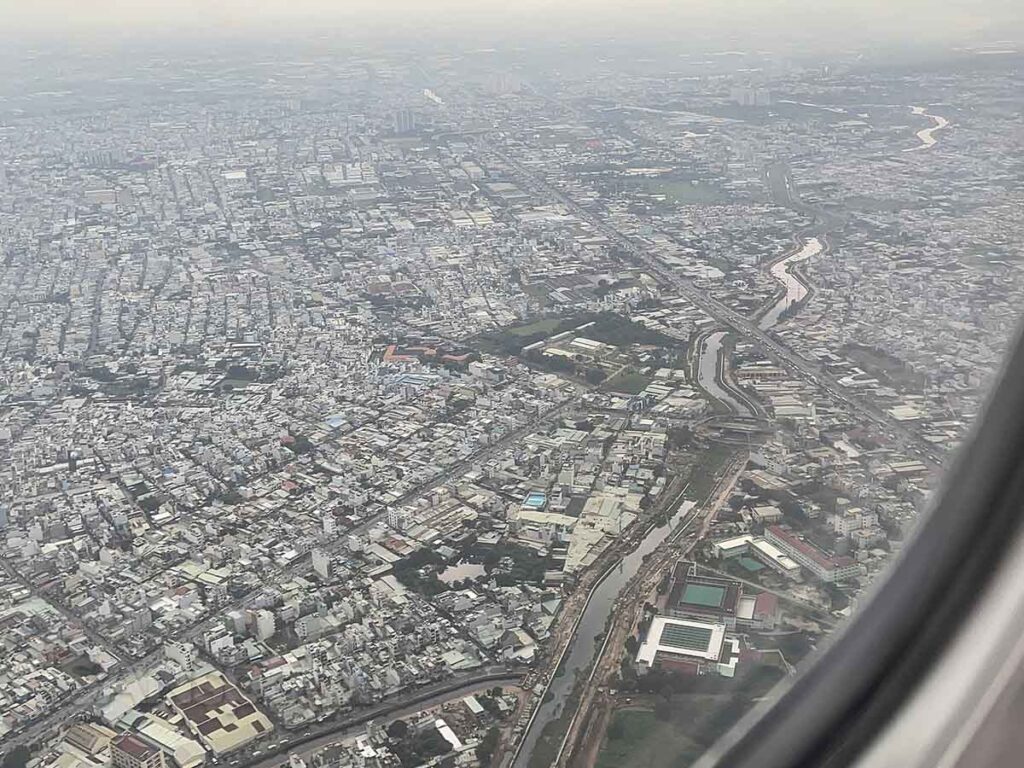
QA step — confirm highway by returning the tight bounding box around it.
[484,144,943,469]
[489,133,940,768]
[5,144,940,760]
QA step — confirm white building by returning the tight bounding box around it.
[634,616,733,676]
[386,506,411,532]
[255,610,276,641]
[311,548,331,580]
[164,640,198,673]
[766,526,862,583]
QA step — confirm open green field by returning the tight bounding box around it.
[597,663,787,768]
[596,709,703,768]
[503,317,567,337]
[630,178,732,205]
[595,697,729,768]
[603,370,652,394]
[475,311,686,360]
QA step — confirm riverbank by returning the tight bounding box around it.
[509,486,698,768]
[556,454,748,768]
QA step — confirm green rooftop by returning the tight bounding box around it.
[680,583,727,608]
[659,623,714,652]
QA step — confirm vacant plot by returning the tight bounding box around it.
[841,343,925,392]
[597,666,788,768]
[476,311,685,361]
[686,444,737,503]
[473,313,587,356]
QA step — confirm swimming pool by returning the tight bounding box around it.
[523,491,547,509]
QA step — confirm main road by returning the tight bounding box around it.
[232,670,521,768]
[484,144,942,469]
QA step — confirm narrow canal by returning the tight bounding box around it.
[512,500,695,768]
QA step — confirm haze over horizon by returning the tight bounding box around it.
[2,0,1023,54]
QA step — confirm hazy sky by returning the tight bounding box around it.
[2,0,1021,49]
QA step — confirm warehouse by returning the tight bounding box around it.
[165,672,272,755]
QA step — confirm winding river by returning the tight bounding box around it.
[904,105,949,152]
[759,237,823,331]
[696,330,753,416]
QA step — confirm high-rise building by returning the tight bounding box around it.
[111,734,165,768]
[255,609,276,641]
[729,87,771,107]
[393,109,417,134]
[295,614,321,641]
[386,506,411,531]
[164,639,198,673]
[311,548,331,580]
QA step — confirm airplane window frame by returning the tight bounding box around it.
[695,324,1024,768]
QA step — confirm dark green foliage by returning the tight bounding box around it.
[475,726,501,764]
[666,426,693,449]
[392,548,448,595]
[289,434,315,454]
[386,719,409,740]
[388,723,453,767]
[478,311,684,360]
[477,542,547,585]
[226,364,258,381]
[2,746,31,768]
[67,656,103,677]
[625,635,640,657]
[579,313,684,349]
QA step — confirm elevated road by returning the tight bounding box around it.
[232,669,521,768]
[484,144,942,468]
